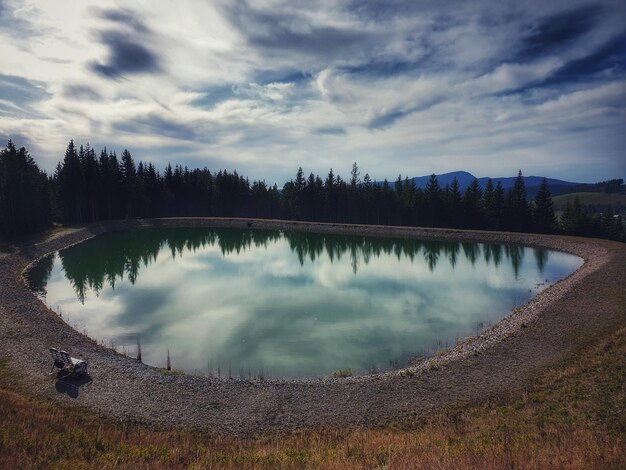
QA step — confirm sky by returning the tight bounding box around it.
[1,0,625,185]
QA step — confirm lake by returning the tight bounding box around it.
[26,227,582,378]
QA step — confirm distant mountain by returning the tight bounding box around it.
[394,171,581,199]
[476,175,579,193]
[408,171,477,189]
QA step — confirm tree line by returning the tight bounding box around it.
[569,178,624,194]
[0,139,623,241]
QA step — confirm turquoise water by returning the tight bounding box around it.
[26,228,582,378]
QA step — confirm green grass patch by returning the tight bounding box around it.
[553,192,626,214]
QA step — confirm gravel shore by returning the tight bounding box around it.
[0,218,624,435]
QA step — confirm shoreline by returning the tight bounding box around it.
[18,219,597,382]
[1,218,623,435]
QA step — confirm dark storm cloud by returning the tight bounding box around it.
[62,84,102,101]
[517,5,602,60]
[113,114,198,141]
[340,60,418,78]
[498,33,626,95]
[252,24,369,55]
[254,70,310,86]
[218,1,374,60]
[548,34,626,83]
[90,30,161,78]
[346,0,439,21]
[368,96,445,130]
[0,74,50,117]
[190,85,237,109]
[87,7,160,79]
[0,0,35,36]
[0,74,49,104]
[314,127,346,136]
[99,8,149,33]
[368,110,411,130]
[367,102,443,130]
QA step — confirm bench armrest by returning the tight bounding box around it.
[70,357,86,366]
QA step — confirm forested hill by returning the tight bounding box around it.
[0,139,623,242]
[397,172,580,199]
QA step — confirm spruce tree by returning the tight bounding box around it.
[482,179,495,228]
[56,140,83,224]
[447,176,462,227]
[533,178,556,233]
[463,178,483,228]
[82,144,99,222]
[350,162,360,188]
[294,167,306,191]
[0,140,52,239]
[120,149,137,217]
[425,174,442,227]
[507,170,531,231]
[491,182,505,230]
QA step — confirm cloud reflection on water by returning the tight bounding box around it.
[27,228,582,377]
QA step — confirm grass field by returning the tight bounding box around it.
[553,192,626,216]
[1,323,624,469]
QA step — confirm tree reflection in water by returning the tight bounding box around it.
[27,228,541,304]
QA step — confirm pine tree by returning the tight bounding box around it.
[56,140,83,224]
[463,178,483,228]
[425,174,442,227]
[447,176,462,227]
[120,149,137,217]
[324,168,335,222]
[560,197,592,236]
[350,162,360,188]
[482,179,495,228]
[491,182,505,229]
[506,170,531,231]
[601,210,624,241]
[533,178,556,233]
[294,166,306,191]
[0,140,52,239]
[394,174,403,196]
[82,144,99,222]
[107,151,123,219]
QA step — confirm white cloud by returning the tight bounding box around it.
[0,0,624,183]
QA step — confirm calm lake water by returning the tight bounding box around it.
[27,228,582,378]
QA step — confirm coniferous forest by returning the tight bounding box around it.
[0,139,623,241]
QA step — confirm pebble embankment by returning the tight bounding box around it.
[0,218,624,435]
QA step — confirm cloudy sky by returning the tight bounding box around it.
[1,0,624,184]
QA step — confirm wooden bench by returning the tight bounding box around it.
[49,347,88,377]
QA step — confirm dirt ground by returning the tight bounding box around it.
[0,218,623,436]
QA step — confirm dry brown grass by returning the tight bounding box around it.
[1,325,625,469]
